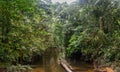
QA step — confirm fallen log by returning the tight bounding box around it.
[59,59,73,72]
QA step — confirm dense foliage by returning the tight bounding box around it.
[52,0,120,65]
[0,0,120,69]
[0,0,52,64]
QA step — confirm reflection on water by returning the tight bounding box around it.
[32,65,65,72]
[32,48,94,72]
[32,48,66,72]
[68,61,94,72]
[32,67,45,72]
[32,61,94,72]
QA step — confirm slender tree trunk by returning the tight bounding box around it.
[99,17,103,30]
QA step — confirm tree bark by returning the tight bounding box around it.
[60,59,73,72]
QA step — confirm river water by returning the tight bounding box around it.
[32,48,94,72]
[32,48,66,72]
[68,61,94,72]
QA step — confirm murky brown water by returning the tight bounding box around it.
[32,48,66,72]
[32,48,94,72]
[32,67,45,72]
[32,62,94,72]
[32,64,66,72]
[69,61,94,72]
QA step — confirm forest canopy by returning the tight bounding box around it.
[0,0,120,71]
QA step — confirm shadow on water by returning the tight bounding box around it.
[32,48,94,72]
[32,48,66,72]
[68,61,94,72]
[32,67,45,72]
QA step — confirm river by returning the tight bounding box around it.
[32,48,94,72]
